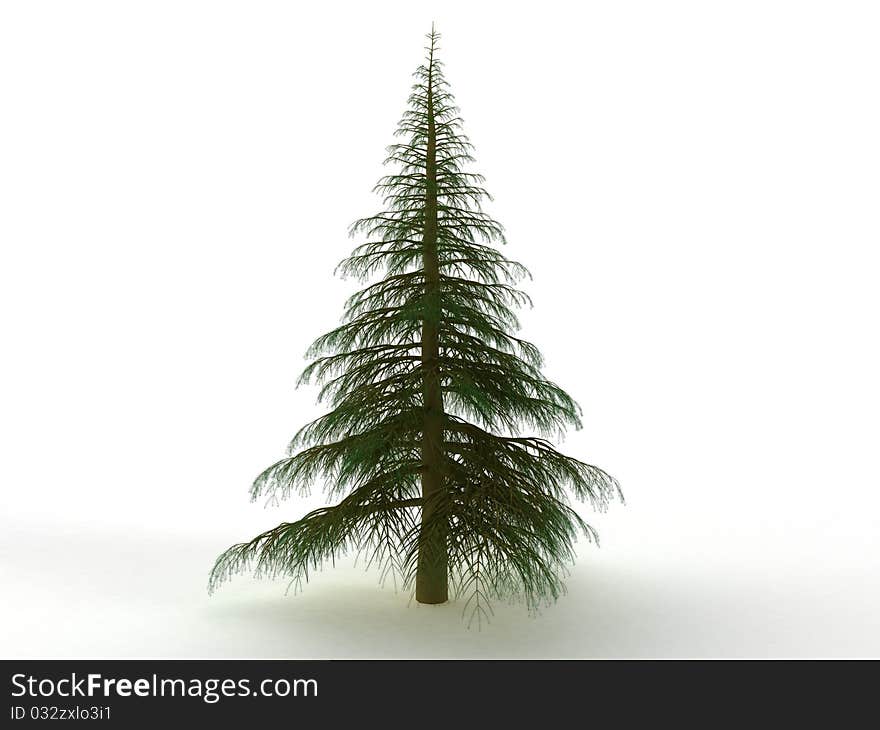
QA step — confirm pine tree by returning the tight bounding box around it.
[209,27,621,623]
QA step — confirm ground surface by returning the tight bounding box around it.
[2,516,877,658]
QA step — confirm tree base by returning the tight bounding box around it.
[415,592,448,605]
[415,564,448,604]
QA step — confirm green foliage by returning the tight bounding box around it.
[210,28,621,624]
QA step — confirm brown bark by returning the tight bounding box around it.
[415,41,448,605]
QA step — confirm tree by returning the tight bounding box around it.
[209,27,621,624]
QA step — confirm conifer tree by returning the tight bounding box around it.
[210,27,621,622]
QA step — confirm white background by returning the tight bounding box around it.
[1,1,879,657]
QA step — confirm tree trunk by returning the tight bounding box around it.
[415,44,448,604]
